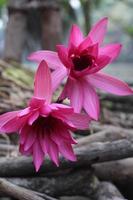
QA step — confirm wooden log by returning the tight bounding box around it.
[0,139,133,177]
[0,178,56,200]
[95,182,126,200]
[93,158,133,183]
[6,170,98,197]
[76,126,133,148]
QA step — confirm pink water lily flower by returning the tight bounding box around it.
[0,60,90,171]
[28,18,133,120]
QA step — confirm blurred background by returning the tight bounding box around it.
[0,0,133,83]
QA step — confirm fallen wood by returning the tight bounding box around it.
[93,158,133,183]
[6,170,97,197]
[76,126,133,148]
[0,139,133,176]
[95,181,126,200]
[0,178,56,200]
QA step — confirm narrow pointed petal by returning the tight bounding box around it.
[48,134,59,166]
[33,140,44,172]
[18,108,30,117]
[28,111,39,125]
[68,24,83,47]
[88,72,133,95]
[88,55,111,74]
[51,67,67,91]
[88,17,108,45]
[78,36,92,52]
[99,43,122,63]
[20,125,31,145]
[0,111,20,129]
[68,78,83,113]
[58,142,77,161]
[39,131,49,154]
[82,80,100,120]
[24,129,36,151]
[57,45,72,68]
[1,114,27,133]
[28,50,62,69]
[34,60,52,103]
[68,113,90,130]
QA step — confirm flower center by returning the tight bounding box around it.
[32,115,61,131]
[71,53,95,71]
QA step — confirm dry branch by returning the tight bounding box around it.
[93,158,133,183]
[76,125,133,148]
[0,139,133,176]
[6,170,97,197]
[95,181,126,200]
[0,178,56,200]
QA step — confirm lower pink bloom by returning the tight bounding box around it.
[0,61,90,171]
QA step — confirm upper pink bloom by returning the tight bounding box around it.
[28,18,133,120]
[0,60,90,171]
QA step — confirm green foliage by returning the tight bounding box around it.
[124,26,133,38]
[0,0,7,7]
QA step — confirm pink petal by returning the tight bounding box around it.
[68,78,83,113]
[51,67,67,91]
[88,72,133,95]
[20,125,31,145]
[39,131,49,154]
[24,129,37,151]
[18,108,30,117]
[58,142,76,161]
[86,43,99,58]
[68,24,83,47]
[34,60,52,103]
[28,111,39,125]
[47,134,59,166]
[28,50,63,69]
[82,80,100,120]
[57,45,72,68]
[88,55,111,74]
[78,36,92,52]
[0,111,20,129]
[19,144,32,156]
[88,17,108,45]
[99,43,122,63]
[68,113,90,130]
[33,140,44,172]
[1,114,27,133]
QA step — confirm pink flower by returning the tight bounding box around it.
[28,18,133,120]
[0,60,90,171]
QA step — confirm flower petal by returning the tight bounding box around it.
[56,45,72,68]
[68,24,83,47]
[0,111,20,129]
[78,36,92,52]
[68,113,90,130]
[68,78,83,113]
[51,67,67,91]
[24,129,37,151]
[88,72,133,95]
[82,80,100,120]
[58,142,76,161]
[88,17,108,45]
[88,55,111,74]
[28,50,62,69]
[34,60,52,103]
[28,111,39,125]
[99,43,122,63]
[33,140,44,172]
